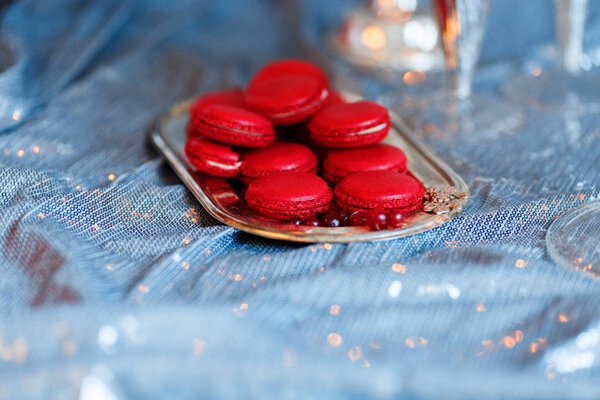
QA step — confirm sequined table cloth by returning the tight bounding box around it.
[1,1,600,399]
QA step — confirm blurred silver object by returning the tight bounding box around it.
[389,0,522,137]
[370,0,417,21]
[432,0,490,99]
[556,0,588,75]
[330,0,444,71]
[545,0,600,279]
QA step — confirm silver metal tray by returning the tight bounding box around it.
[150,94,469,243]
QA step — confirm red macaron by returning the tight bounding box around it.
[247,59,329,93]
[239,142,318,183]
[189,88,247,117]
[322,143,408,184]
[187,88,247,137]
[184,137,243,178]
[245,60,330,126]
[245,172,332,220]
[334,171,424,214]
[191,104,275,147]
[309,100,390,148]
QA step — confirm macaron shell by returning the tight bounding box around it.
[249,59,329,90]
[188,89,246,137]
[334,171,424,213]
[195,104,275,147]
[311,101,389,130]
[323,144,408,184]
[189,88,246,116]
[245,74,328,125]
[185,137,240,163]
[311,126,388,148]
[185,156,241,178]
[240,142,318,181]
[309,101,390,148]
[184,137,242,178]
[245,172,332,220]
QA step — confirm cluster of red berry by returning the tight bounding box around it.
[294,207,405,230]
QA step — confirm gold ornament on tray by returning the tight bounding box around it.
[423,186,468,215]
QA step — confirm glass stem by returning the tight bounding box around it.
[453,0,489,99]
[556,0,587,75]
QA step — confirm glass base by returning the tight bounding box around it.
[546,201,600,279]
[392,91,525,137]
[503,69,600,112]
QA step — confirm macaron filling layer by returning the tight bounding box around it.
[200,119,272,137]
[203,159,243,170]
[265,88,329,120]
[316,121,389,138]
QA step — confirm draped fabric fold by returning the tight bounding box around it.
[0,1,599,398]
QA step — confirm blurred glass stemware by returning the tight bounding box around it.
[503,0,600,109]
[557,0,588,76]
[433,0,488,99]
[393,0,522,137]
[547,200,600,279]
[543,0,600,278]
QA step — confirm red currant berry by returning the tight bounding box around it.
[321,214,341,227]
[337,209,350,225]
[348,211,369,226]
[301,217,320,227]
[292,217,304,226]
[367,210,387,230]
[386,210,403,229]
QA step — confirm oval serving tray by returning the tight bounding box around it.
[150,93,469,243]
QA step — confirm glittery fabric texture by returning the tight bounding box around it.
[1,1,600,399]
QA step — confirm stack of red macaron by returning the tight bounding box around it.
[185,60,425,230]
